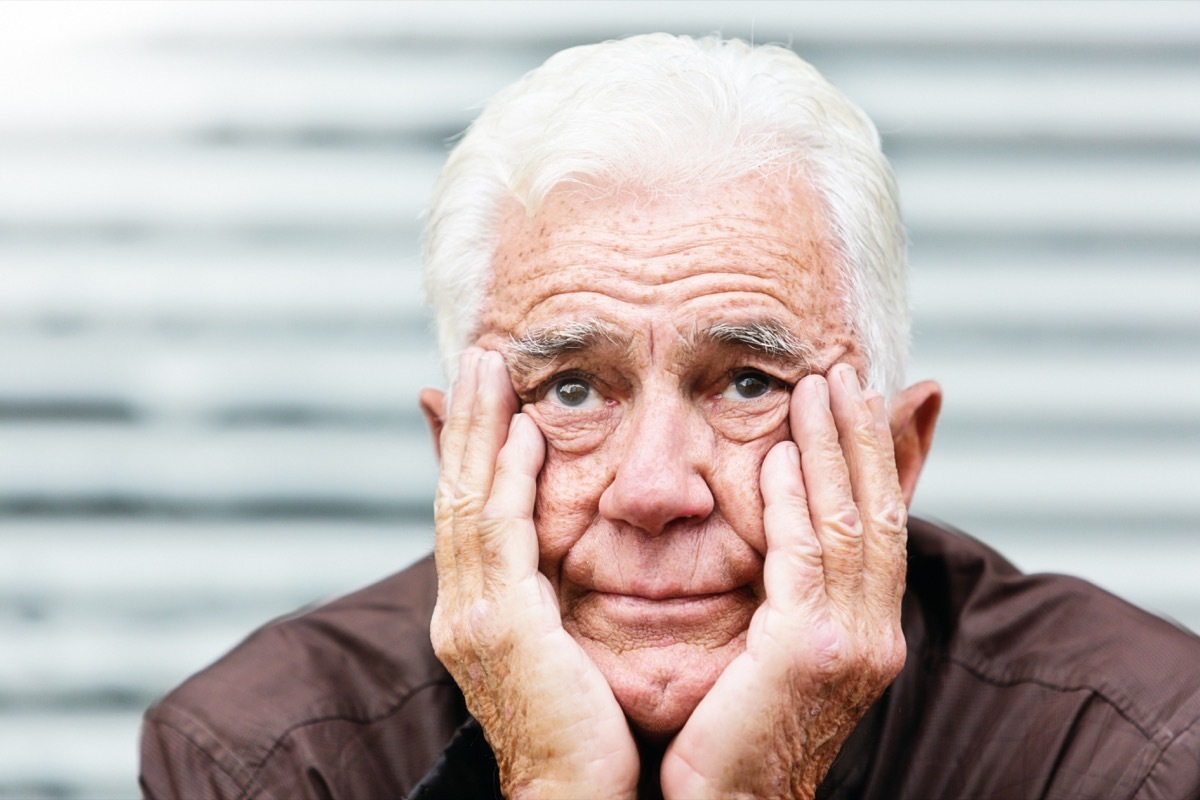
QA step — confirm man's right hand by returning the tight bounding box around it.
[430,348,640,800]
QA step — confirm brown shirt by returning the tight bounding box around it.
[140,518,1200,799]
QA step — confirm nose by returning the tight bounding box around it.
[598,393,714,536]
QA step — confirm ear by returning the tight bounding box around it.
[888,380,942,507]
[418,388,447,462]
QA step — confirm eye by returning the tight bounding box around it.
[721,370,776,401]
[545,375,603,409]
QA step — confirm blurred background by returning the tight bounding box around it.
[1,1,1197,796]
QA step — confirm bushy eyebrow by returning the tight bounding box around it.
[700,319,819,370]
[505,320,627,381]
[508,320,623,359]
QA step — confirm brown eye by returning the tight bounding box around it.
[722,371,774,401]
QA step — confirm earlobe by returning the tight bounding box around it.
[888,381,942,507]
[418,388,447,462]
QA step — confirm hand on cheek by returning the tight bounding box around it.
[660,363,907,800]
[430,349,639,800]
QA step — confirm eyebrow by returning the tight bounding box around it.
[699,319,819,369]
[505,320,627,380]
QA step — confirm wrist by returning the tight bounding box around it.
[500,756,638,800]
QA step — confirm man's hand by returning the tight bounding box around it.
[660,363,908,799]
[430,349,640,800]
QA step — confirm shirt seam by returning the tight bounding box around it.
[941,654,1194,797]
[942,653,1158,741]
[234,676,461,798]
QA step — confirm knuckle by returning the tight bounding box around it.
[823,506,863,538]
[885,637,907,677]
[430,615,456,661]
[813,640,852,678]
[432,598,507,660]
[433,483,455,515]
[869,499,907,534]
[800,620,906,692]
[451,488,487,517]
[869,631,907,682]
[851,414,877,449]
[464,598,504,651]
[783,539,824,574]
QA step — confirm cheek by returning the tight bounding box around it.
[532,447,612,563]
[710,425,792,555]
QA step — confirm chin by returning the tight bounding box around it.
[582,637,745,742]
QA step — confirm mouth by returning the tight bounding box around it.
[579,587,757,636]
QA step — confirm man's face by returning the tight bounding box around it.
[473,176,866,737]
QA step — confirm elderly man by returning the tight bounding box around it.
[141,35,1200,799]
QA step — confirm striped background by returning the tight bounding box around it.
[2,2,1198,797]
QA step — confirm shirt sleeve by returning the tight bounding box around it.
[139,709,260,800]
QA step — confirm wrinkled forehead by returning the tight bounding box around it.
[476,176,852,340]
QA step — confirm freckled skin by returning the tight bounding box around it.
[474,177,867,738]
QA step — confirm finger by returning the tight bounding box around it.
[828,365,880,512]
[455,351,521,505]
[828,365,906,617]
[434,348,482,584]
[478,413,546,590]
[760,439,825,613]
[792,371,864,605]
[451,351,520,576]
[828,366,907,614]
[436,348,482,509]
[859,391,908,615]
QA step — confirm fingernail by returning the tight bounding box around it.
[509,413,522,435]
[787,442,800,466]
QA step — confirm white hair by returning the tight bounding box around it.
[422,33,909,396]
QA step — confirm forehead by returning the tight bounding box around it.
[476,176,852,350]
